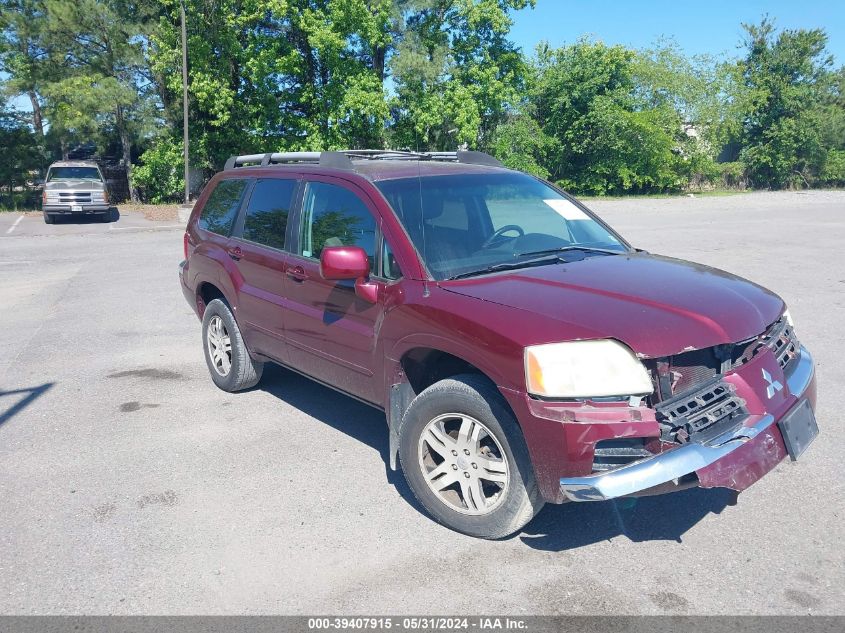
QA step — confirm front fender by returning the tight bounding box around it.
[384,332,522,471]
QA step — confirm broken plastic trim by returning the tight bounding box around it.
[560,413,776,501]
[560,345,814,502]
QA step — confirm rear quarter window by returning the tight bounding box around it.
[198,178,248,236]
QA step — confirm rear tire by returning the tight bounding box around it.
[398,374,544,539]
[201,298,263,392]
[43,212,54,224]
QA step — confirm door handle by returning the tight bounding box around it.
[286,265,307,282]
[227,246,242,261]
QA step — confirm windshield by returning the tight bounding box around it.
[47,166,102,181]
[376,172,628,280]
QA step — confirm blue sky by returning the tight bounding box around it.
[509,0,844,63]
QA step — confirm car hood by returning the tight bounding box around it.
[438,252,784,358]
[45,180,105,191]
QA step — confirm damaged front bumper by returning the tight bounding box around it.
[559,346,817,502]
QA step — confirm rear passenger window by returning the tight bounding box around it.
[199,179,248,236]
[242,179,296,250]
[299,182,377,270]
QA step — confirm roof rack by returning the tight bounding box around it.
[222,149,504,171]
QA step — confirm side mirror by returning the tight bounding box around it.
[320,246,381,304]
[320,246,370,280]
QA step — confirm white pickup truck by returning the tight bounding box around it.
[42,160,111,224]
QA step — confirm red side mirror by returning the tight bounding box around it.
[320,246,370,281]
[320,246,382,303]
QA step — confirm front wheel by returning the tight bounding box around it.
[201,298,263,392]
[43,212,55,224]
[399,374,544,539]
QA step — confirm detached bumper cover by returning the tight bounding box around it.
[560,346,816,502]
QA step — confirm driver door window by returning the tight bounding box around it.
[299,181,377,272]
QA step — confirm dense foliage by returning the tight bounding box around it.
[0,96,43,207]
[1,1,843,204]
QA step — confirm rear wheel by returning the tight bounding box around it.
[399,374,544,539]
[201,298,263,392]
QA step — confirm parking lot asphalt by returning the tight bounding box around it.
[0,191,843,615]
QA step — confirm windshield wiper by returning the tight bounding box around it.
[447,255,564,280]
[517,245,626,258]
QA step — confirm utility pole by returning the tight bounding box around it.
[180,1,190,204]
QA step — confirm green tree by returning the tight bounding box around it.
[490,108,556,178]
[0,98,43,208]
[148,0,395,175]
[522,40,687,194]
[0,0,51,136]
[732,17,836,188]
[389,0,534,151]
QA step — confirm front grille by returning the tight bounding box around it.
[655,378,747,444]
[653,315,800,402]
[57,192,93,203]
[770,321,800,372]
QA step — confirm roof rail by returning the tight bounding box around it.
[222,149,504,171]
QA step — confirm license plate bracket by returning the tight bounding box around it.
[778,399,818,461]
[71,204,82,212]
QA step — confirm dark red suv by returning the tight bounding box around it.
[179,150,818,538]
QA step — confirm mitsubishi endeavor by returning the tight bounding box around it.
[178,150,818,539]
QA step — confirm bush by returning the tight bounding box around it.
[718,161,748,190]
[491,114,555,180]
[132,137,184,203]
[820,150,845,186]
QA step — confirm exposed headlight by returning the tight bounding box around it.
[524,339,654,399]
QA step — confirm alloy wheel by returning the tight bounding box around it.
[206,315,232,376]
[417,413,510,515]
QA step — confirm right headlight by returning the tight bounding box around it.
[524,339,654,399]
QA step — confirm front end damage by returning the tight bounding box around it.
[504,315,818,504]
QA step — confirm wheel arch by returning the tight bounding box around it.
[195,280,235,319]
[385,340,521,471]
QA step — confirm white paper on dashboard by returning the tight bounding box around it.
[543,198,589,220]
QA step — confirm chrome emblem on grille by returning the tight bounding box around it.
[762,368,783,399]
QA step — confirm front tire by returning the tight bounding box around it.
[43,212,55,224]
[399,374,544,539]
[201,298,263,392]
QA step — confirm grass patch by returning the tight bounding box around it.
[0,206,39,213]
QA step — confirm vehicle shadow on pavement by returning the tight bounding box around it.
[256,364,427,513]
[0,383,54,430]
[519,487,736,551]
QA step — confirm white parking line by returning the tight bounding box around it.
[5,215,24,234]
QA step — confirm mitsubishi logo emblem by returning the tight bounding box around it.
[762,368,783,399]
